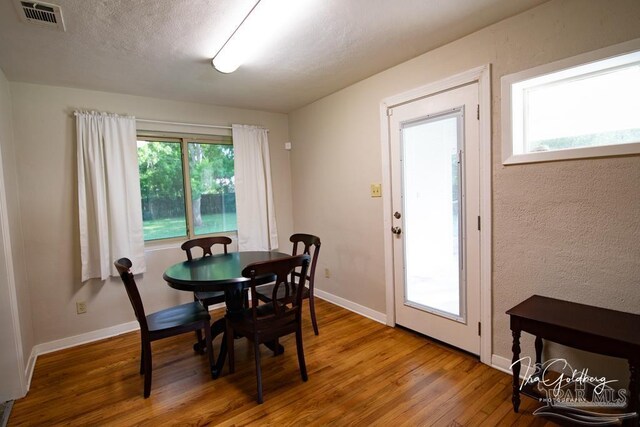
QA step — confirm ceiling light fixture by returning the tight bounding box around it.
[212,0,262,73]
[211,0,309,74]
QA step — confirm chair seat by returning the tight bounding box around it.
[147,302,210,333]
[232,302,281,321]
[194,290,226,304]
[256,283,309,303]
[230,302,296,333]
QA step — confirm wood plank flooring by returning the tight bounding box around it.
[9,299,556,426]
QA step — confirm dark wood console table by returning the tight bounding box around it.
[507,295,640,423]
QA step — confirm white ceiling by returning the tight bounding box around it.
[0,0,548,113]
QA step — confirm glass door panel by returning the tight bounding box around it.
[402,112,463,319]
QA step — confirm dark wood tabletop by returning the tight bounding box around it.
[507,294,640,359]
[163,250,291,292]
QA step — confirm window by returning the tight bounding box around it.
[137,134,235,241]
[502,40,640,164]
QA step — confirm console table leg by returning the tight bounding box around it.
[511,329,522,413]
[629,359,639,425]
[535,336,543,373]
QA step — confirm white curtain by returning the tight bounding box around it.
[76,111,145,281]
[233,124,279,251]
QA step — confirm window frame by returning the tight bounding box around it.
[501,38,640,165]
[137,132,235,244]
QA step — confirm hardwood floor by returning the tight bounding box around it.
[9,299,555,426]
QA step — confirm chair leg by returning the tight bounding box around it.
[309,295,319,336]
[143,340,152,398]
[194,295,206,354]
[296,325,308,382]
[226,320,235,374]
[203,321,215,379]
[194,329,205,353]
[139,339,144,375]
[253,336,263,404]
[273,337,280,356]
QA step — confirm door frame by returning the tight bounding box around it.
[0,146,28,400]
[379,65,492,364]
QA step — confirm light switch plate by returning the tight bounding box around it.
[370,183,382,197]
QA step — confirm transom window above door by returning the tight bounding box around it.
[502,40,640,164]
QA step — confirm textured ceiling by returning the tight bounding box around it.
[0,0,548,113]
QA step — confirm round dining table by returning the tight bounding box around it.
[163,250,291,378]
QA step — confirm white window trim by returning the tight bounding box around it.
[502,37,640,165]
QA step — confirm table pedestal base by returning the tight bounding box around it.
[193,319,285,379]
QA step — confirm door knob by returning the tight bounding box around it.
[391,226,402,235]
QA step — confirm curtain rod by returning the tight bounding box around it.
[136,118,232,130]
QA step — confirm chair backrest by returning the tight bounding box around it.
[242,254,310,327]
[181,236,232,261]
[114,258,148,333]
[290,233,321,286]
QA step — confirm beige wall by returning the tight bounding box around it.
[0,67,32,399]
[9,83,293,345]
[289,0,640,371]
[3,0,639,390]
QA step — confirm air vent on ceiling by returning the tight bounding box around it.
[14,1,66,31]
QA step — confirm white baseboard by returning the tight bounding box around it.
[205,290,385,325]
[493,353,532,381]
[33,321,140,357]
[22,290,385,395]
[23,320,140,391]
[314,288,387,324]
[24,347,37,392]
[29,292,382,359]
[26,293,512,390]
[1,400,13,427]
[492,354,514,375]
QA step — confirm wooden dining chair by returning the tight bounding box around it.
[226,254,311,404]
[256,233,321,335]
[181,236,232,349]
[114,258,215,398]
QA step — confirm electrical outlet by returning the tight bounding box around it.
[370,183,382,198]
[324,268,330,278]
[76,301,87,314]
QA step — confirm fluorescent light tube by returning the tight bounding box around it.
[212,0,309,73]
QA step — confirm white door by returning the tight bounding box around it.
[389,83,480,355]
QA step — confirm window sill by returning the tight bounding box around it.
[143,231,238,253]
[502,141,640,165]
